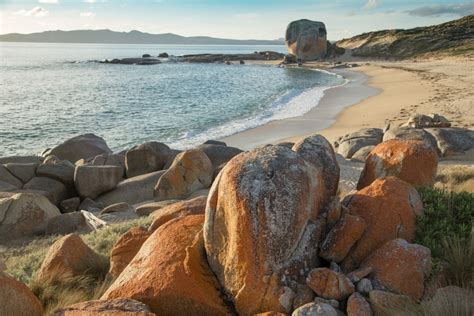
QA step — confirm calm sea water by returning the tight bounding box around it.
[0,42,344,156]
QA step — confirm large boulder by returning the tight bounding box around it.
[154,149,213,201]
[125,142,171,178]
[285,19,328,60]
[90,153,126,178]
[306,268,354,301]
[361,238,431,300]
[341,177,423,271]
[44,134,112,163]
[109,226,151,279]
[292,134,340,205]
[204,145,328,315]
[37,233,103,280]
[23,176,68,205]
[357,139,438,189]
[53,298,155,316]
[102,215,230,315]
[382,127,439,152]
[36,160,75,185]
[3,163,38,183]
[0,155,43,165]
[74,165,123,199]
[292,302,340,316]
[425,127,474,158]
[335,128,383,159]
[96,170,165,207]
[0,193,61,240]
[0,272,44,316]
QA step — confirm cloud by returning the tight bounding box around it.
[14,6,49,17]
[406,2,474,17]
[80,12,96,17]
[38,0,58,3]
[363,0,382,10]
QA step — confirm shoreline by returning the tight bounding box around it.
[223,57,474,149]
[221,66,380,149]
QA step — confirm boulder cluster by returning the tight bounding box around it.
[334,114,474,162]
[0,128,460,315]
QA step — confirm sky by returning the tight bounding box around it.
[0,0,473,40]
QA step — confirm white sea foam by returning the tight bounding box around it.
[170,69,348,149]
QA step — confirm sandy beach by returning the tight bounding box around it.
[222,57,474,149]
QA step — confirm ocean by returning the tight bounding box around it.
[0,42,344,156]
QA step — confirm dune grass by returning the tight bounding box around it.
[435,164,474,193]
[0,216,153,295]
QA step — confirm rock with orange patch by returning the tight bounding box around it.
[102,215,229,315]
[37,233,103,280]
[0,272,44,316]
[346,293,373,316]
[306,268,354,300]
[357,139,438,189]
[292,134,340,205]
[154,149,213,201]
[341,177,423,271]
[53,298,155,316]
[148,196,207,232]
[204,145,328,315]
[320,212,366,263]
[361,238,431,300]
[109,226,151,279]
[255,312,288,316]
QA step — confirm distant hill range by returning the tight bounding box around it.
[336,15,473,59]
[0,29,284,45]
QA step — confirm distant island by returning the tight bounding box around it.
[0,29,285,45]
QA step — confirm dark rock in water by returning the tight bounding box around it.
[142,54,151,58]
[203,140,227,146]
[225,61,232,65]
[286,19,328,61]
[158,52,169,58]
[283,54,297,64]
[179,51,284,63]
[239,60,245,64]
[104,58,161,65]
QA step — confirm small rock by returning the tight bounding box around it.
[292,302,340,316]
[100,202,133,215]
[346,292,372,316]
[59,197,80,213]
[346,267,373,283]
[142,54,151,58]
[37,233,103,281]
[306,268,354,301]
[356,278,373,295]
[158,52,169,58]
[134,199,179,217]
[78,198,103,212]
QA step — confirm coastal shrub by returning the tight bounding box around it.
[416,187,473,259]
